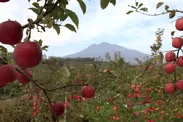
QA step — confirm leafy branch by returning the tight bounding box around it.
[0,57,87,122]
[23,0,61,29]
[126,1,183,19]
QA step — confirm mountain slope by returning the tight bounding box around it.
[63,42,150,64]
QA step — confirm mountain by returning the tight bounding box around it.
[63,42,151,64]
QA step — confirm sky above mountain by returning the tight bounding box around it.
[0,0,183,57]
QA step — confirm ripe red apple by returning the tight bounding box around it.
[134,112,140,117]
[0,0,9,2]
[175,18,183,31]
[172,37,183,49]
[0,64,16,85]
[113,105,118,111]
[164,63,176,74]
[176,56,183,67]
[165,83,175,94]
[165,52,175,62]
[52,101,65,116]
[13,41,42,69]
[16,69,32,84]
[81,86,95,98]
[148,65,153,70]
[175,80,183,91]
[0,20,23,45]
[96,106,100,111]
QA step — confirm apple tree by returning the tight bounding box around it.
[125,0,183,121]
[0,0,117,122]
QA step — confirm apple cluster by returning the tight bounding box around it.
[0,0,97,117]
[0,19,42,87]
[164,18,183,94]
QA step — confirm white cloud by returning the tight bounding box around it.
[0,0,183,56]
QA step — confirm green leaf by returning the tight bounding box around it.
[171,31,175,36]
[47,20,54,28]
[135,2,138,6]
[41,45,49,51]
[32,2,40,8]
[65,24,77,32]
[140,7,148,12]
[66,9,79,28]
[60,14,68,21]
[138,3,143,8]
[29,7,39,15]
[156,2,164,9]
[126,10,133,15]
[100,0,110,10]
[109,0,116,6]
[53,24,60,34]
[38,39,43,46]
[131,5,136,9]
[169,11,176,19]
[0,45,8,56]
[77,0,86,14]
[159,52,164,64]
[58,66,71,78]
[165,5,169,10]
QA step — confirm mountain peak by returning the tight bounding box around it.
[98,42,110,45]
[63,42,150,64]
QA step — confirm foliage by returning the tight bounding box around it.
[0,0,183,122]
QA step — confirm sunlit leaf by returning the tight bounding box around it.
[169,11,176,19]
[156,2,164,9]
[58,66,71,78]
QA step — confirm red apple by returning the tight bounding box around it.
[165,83,175,94]
[113,105,118,111]
[13,41,42,69]
[0,0,9,2]
[135,87,140,93]
[16,69,32,84]
[134,112,140,117]
[165,52,175,62]
[52,101,65,116]
[175,80,183,91]
[175,18,183,31]
[176,56,183,67]
[81,86,95,98]
[0,20,23,45]
[0,64,16,85]
[172,37,183,49]
[96,106,100,111]
[115,116,120,121]
[148,65,153,70]
[164,63,176,74]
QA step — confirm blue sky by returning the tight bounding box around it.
[0,0,183,57]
